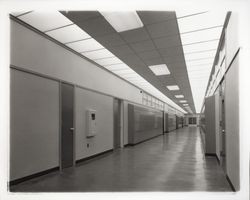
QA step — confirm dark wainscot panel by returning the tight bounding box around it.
[128,104,163,145]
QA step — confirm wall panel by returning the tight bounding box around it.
[75,87,113,160]
[225,54,239,190]
[128,104,163,145]
[10,69,59,181]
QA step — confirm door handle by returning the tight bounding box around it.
[70,127,74,131]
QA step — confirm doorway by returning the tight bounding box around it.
[113,98,123,149]
[60,82,74,169]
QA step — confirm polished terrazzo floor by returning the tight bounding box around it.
[10,126,232,192]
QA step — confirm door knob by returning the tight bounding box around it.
[70,127,74,131]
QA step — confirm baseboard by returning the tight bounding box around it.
[76,149,113,165]
[124,143,133,147]
[9,166,59,186]
[205,153,220,165]
[127,133,163,146]
[226,175,236,192]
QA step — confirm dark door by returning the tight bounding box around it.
[176,115,179,129]
[113,98,121,149]
[164,112,169,133]
[220,81,226,171]
[61,83,74,169]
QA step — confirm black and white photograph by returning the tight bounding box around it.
[0,0,249,200]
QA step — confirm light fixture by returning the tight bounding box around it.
[104,63,130,71]
[179,100,187,103]
[167,85,180,90]
[183,40,219,54]
[113,69,136,75]
[184,50,217,61]
[46,24,91,44]
[177,11,226,33]
[82,48,114,60]
[180,27,222,46]
[95,57,122,66]
[148,64,170,76]
[100,11,143,32]
[15,10,188,114]
[175,95,184,98]
[18,11,73,32]
[183,104,189,106]
[67,38,104,53]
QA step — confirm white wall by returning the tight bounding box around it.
[10,19,145,180]
[225,53,239,190]
[10,20,142,104]
[75,87,113,160]
[224,12,240,191]
[10,69,59,181]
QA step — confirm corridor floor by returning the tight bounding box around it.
[10,127,232,192]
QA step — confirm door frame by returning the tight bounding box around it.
[59,81,76,170]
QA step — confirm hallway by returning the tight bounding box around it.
[10,127,231,192]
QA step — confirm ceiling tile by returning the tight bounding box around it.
[18,11,73,32]
[60,11,101,23]
[77,17,116,37]
[143,57,164,66]
[108,44,135,57]
[120,54,146,67]
[95,33,126,47]
[153,35,181,49]
[163,56,186,65]
[130,40,155,52]
[166,61,186,70]
[137,50,161,60]
[120,28,150,43]
[158,46,184,57]
[158,76,176,85]
[146,19,179,38]
[137,11,176,25]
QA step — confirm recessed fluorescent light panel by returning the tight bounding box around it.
[18,11,73,32]
[167,85,180,91]
[15,10,188,114]
[46,24,90,44]
[179,100,187,103]
[67,38,104,52]
[100,11,143,32]
[95,57,122,66]
[183,104,189,106]
[177,10,227,113]
[82,49,114,60]
[175,95,184,98]
[148,64,170,76]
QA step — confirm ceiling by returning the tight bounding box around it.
[60,11,195,113]
[12,10,227,113]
